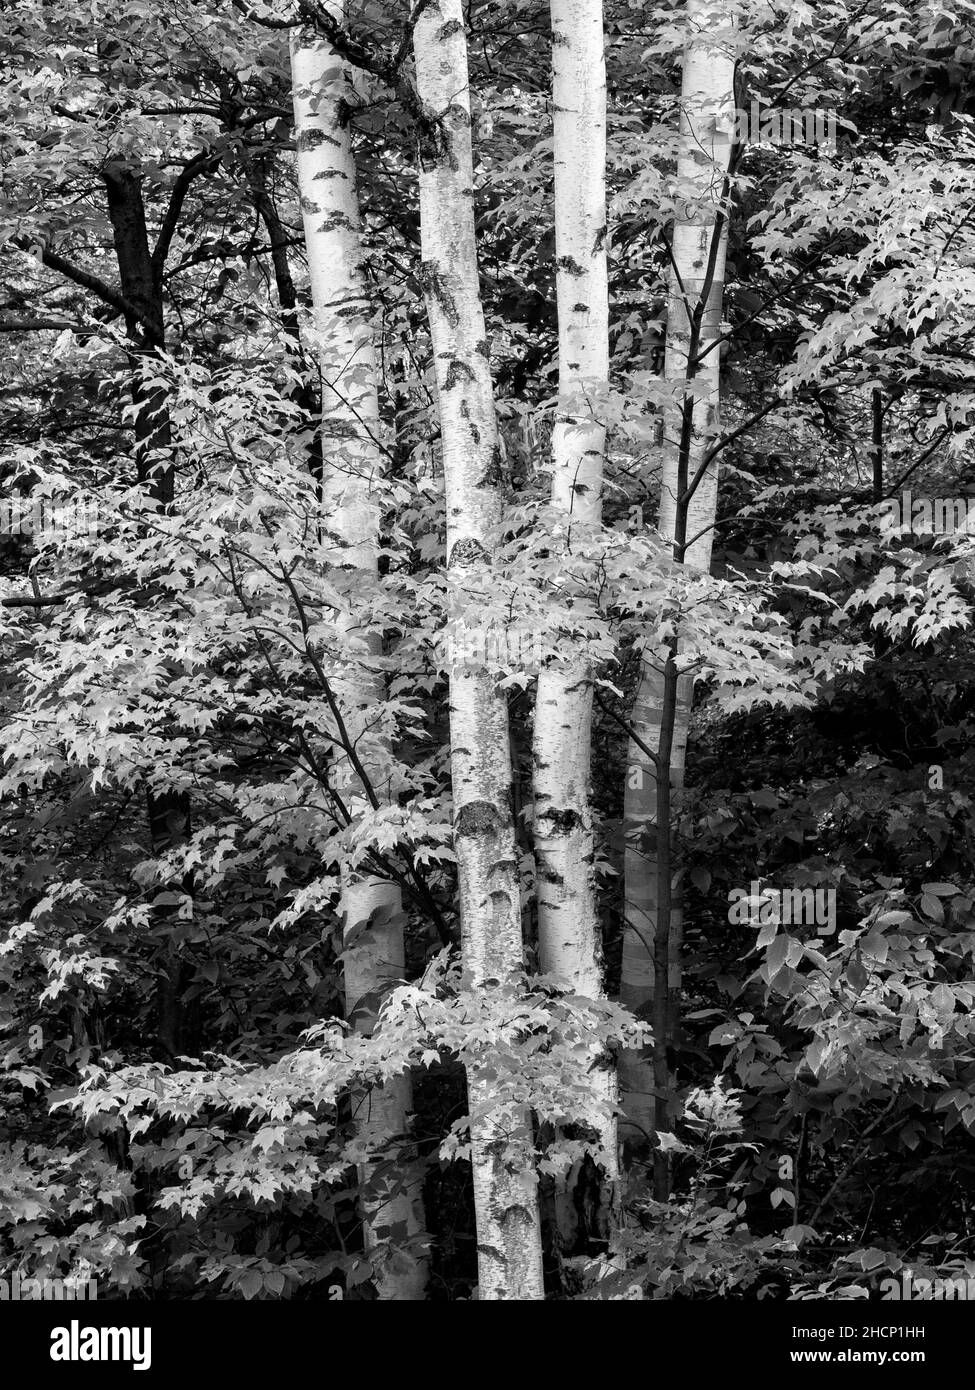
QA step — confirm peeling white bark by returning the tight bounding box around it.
[414,0,544,1301]
[291,18,426,1300]
[533,0,618,1202]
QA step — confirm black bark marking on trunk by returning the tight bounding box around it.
[447,535,488,566]
[460,399,480,443]
[492,858,518,875]
[416,114,455,172]
[319,210,355,232]
[446,103,472,127]
[419,260,459,326]
[456,799,500,836]
[296,126,336,151]
[539,806,582,833]
[475,443,504,488]
[443,356,475,390]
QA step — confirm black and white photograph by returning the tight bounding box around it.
[0,0,973,1358]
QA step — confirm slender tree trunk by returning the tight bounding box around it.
[619,0,736,1193]
[291,17,426,1300]
[871,387,884,502]
[103,157,193,1058]
[103,159,174,503]
[242,150,301,345]
[413,0,544,1301]
[532,0,618,1246]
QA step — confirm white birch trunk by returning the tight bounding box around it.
[413,0,544,1301]
[291,18,426,1300]
[619,0,736,1147]
[532,0,619,1218]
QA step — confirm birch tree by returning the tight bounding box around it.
[413,0,545,1301]
[619,0,737,1191]
[531,0,618,1222]
[291,13,426,1299]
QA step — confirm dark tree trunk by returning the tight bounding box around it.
[104,156,191,1057]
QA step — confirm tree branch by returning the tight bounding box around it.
[7,236,144,325]
[1,593,75,608]
[152,150,225,275]
[594,691,661,769]
[297,0,440,139]
[0,319,82,333]
[228,0,295,28]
